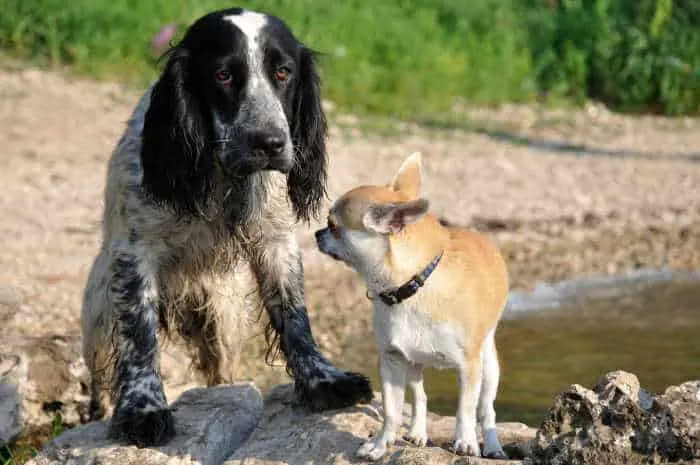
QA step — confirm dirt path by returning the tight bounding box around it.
[1,65,699,390]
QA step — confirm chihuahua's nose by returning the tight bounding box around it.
[248,128,286,156]
[314,229,325,242]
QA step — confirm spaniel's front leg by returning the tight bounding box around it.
[251,229,373,411]
[108,241,174,446]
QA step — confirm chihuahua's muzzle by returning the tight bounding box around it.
[315,228,343,261]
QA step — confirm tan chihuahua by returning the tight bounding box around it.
[315,153,509,461]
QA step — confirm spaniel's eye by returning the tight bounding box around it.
[274,67,291,82]
[215,69,232,84]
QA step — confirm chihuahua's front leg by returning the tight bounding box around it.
[403,362,428,447]
[357,350,407,461]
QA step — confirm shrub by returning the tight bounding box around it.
[0,0,698,116]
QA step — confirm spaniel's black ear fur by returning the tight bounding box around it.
[141,48,213,214]
[288,48,328,222]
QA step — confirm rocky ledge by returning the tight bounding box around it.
[528,371,700,465]
[12,371,700,465]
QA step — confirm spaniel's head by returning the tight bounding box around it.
[141,8,327,221]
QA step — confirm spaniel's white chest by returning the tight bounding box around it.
[372,303,465,369]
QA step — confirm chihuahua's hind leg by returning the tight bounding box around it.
[403,362,427,447]
[453,349,482,456]
[357,350,407,461]
[478,330,507,459]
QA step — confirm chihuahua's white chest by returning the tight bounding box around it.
[372,302,465,369]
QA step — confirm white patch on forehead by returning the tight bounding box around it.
[224,10,269,93]
[224,10,290,140]
[224,10,267,44]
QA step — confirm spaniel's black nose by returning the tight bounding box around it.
[248,128,286,155]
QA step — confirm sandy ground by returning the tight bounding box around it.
[1,64,699,389]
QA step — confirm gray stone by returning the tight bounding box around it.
[21,373,697,465]
[0,382,22,446]
[646,380,700,460]
[27,383,263,465]
[225,384,535,465]
[528,371,700,465]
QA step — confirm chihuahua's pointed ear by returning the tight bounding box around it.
[390,152,423,199]
[363,198,430,234]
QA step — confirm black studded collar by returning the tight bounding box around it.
[369,251,444,306]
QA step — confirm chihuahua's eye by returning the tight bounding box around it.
[328,219,341,239]
[274,66,291,82]
[215,69,232,85]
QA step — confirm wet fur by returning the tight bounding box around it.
[81,8,371,447]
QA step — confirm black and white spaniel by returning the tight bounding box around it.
[81,7,372,446]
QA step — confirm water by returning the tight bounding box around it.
[359,270,700,426]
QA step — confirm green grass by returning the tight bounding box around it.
[1,413,65,465]
[3,0,698,118]
[0,0,535,120]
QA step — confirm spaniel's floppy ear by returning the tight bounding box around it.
[140,47,213,214]
[288,47,328,222]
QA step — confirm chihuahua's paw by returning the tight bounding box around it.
[357,439,389,461]
[483,448,508,460]
[482,428,508,459]
[452,438,480,456]
[403,431,428,447]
